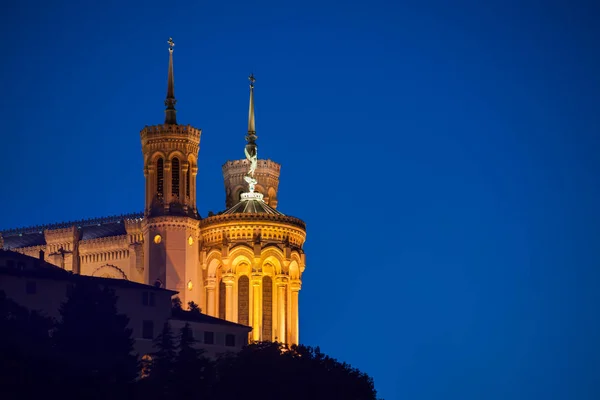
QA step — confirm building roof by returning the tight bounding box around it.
[223,195,284,216]
[1,212,143,250]
[171,308,252,331]
[0,250,177,294]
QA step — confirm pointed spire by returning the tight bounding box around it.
[248,73,256,134]
[164,37,177,125]
[243,74,259,196]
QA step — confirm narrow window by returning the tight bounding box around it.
[204,331,214,344]
[142,320,154,339]
[26,281,37,294]
[262,276,273,341]
[156,158,164,197]
[238,275,249,326]
[149,292,156,306]
[172,157,180,198]
[219,279,226,320]
[142,291,149,306]
[225,334,235,347]
[186,163,191,197]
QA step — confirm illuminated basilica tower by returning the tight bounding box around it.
[140,38,203,303]
[200,75,306,344]
[0,39,307,345]
[139,40,306,343]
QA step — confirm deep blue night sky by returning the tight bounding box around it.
[1,1,599,398]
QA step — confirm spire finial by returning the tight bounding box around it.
[248,73,256,134]
[164,37,177,124]
[243,74,260,196]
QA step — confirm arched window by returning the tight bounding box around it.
[172,157,180,198]
[238,275,249,326]
[156,158,164,198]
[186,162,191,198]
[262,276,273,341]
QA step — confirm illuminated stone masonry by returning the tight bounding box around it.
[0,39,307,346]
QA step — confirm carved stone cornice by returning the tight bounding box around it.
[200,219,306,249]
[143,216,200,231]
[201,213,305,230]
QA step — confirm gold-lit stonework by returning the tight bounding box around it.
[0,41,307,346]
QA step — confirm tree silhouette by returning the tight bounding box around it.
[187,301,201,314]
[214,341,379,400]
[52,281,137,400]
[0,291,57,398]
[142,321,177,399]
[173,323,214,399]
[171,296,182,311]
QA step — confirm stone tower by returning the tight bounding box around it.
[200,75,306,344]
[140,38,202,303]
[222,159,281,209]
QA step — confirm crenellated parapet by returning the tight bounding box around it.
[44,226,78,250]
[124,216,144,244]
[223,159,281,208]
[140,124,201,141]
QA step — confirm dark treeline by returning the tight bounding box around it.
[0,284,380,400]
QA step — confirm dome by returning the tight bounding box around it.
[223,192,284,216]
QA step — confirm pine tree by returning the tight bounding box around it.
[187,301,201,314]
[52,280,137,400]
[174,323,214,399]
[147,321,176,398]
[0,291,57,398]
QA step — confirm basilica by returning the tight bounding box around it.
[0,39,307,345]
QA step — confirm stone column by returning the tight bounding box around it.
[222,274,235,322]
[182,162,189,211]
[144,165,150,212]
[251,273,262,342]
[164,160,172,212]
[290,280,301,345]
[205,278,217,317]
[191,166,198,211]
[275,275,288,343]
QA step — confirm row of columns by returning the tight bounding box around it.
[204,274,301,345]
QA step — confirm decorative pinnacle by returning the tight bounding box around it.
[164,37,177,124]
[244,74,259,195]
[247,73,256,135]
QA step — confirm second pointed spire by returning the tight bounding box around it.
[164,37,177,125]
